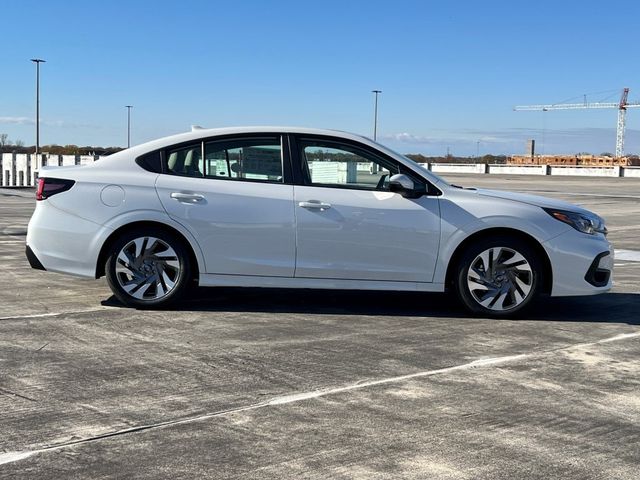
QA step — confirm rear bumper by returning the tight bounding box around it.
[543,229,613,297]
[25,245,46,271]
[26,201,109,278]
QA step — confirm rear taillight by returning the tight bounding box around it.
[35,178,45,200]
[35,177,75,201]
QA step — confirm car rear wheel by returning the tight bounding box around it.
[105,228,191,308]
[454,237,541,317]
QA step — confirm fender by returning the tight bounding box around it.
[94,209,207,277]
[433,196,570,284]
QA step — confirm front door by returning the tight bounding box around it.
[292,137,441,283]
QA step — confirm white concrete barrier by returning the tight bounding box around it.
[1,153,102,187]
[430,163,487,174]
[1,153,14,186]
[487,164,548,175]
[548,166,621,177]
[622,167,640,178]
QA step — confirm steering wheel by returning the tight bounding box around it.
[376,173,388,190]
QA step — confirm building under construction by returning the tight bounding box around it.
[508,138,640,166]
[508,154,640,166]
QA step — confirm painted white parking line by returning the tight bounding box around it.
[2,330,639,467]
[0,309,111,322]
[519,190,640,200]
[0,452,33,465]
[615,249,640,262]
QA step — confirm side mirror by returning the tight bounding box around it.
[388,174,423,198]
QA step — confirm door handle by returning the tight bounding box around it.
[298,200,332,210]
[170,192,205,204]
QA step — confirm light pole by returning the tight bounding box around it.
[541,108,547,156]
[372,90,382,141]
[125,105,133,148]
[476,140,480,161]
[31,59,46,157]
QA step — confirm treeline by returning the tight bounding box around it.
[406,154,508,164]
[0,144,124,156]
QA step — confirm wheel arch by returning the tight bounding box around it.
[444,227,553,294]
[95,221,200,281]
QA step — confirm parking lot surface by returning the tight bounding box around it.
[1,174,639,479]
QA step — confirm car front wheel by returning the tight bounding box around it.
[105,228,191,308]
[454,237,542,317]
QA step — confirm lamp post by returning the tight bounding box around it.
[125,105,133,148]
[371,90,382,141]
[541,108,547,156]
[31,59,46,157]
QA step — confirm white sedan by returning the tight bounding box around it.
[26,127,613,317]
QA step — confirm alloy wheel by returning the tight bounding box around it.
[114,236,181,301]
[466,246,533,312]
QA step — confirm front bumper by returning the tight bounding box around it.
[584,251,613,288]
[543,229,613,297]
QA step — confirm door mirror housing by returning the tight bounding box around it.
[388,174,424,198]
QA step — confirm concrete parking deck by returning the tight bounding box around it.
[1,174,639,479]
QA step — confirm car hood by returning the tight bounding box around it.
[474,188,592,214]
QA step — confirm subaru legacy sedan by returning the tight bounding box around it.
[26,127,612,317]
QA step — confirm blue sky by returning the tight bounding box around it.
[2,0,640,155]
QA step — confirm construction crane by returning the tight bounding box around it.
[514,88,640,157]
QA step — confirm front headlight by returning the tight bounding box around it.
[543,208,607,235]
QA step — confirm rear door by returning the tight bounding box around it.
[155,134,296,277]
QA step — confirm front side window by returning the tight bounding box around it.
[300,139,399,190]
[204,137,283,182]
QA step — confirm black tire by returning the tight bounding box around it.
[454,236,542,318]
[105,227,192,308]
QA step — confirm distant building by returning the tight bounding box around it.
[508,154,640,166]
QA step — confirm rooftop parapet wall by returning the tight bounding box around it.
[3,153,640,187]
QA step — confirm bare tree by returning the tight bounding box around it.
[15,139,24,147]
[0,133,8,149]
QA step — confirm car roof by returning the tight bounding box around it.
[126,126,375,156]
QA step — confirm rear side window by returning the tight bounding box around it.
[166,144,203,177]
[136,150,162,173]
[204,137,283,183]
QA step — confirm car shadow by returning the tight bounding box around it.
[102,289,640,325]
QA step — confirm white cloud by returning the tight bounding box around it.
[385,132,434,144]
[0,116,33,125]
[380,127,640,155]
[386,127,640,145]
[0,117,100,129]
